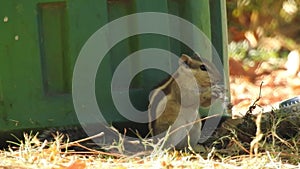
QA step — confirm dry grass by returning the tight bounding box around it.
[0,134,298,169]
[1,114,300,169]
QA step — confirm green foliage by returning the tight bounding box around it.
[247,49,278,61]
[228,41,280,62]
[228,40,250,60]
[227,0,300,34]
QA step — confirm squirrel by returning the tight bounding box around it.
[148,53,224,151]
[38,53,225,153]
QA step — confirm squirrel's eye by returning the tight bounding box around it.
[199,64,207,71]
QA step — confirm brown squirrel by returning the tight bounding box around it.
[148,53,224,151]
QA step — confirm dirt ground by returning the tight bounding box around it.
[229,57,300,116]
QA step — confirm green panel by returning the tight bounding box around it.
[187,0,211,39]
[0,0,110,132]
[67,0,108,75]
[0,79,3,115]
[133,0,171,108]
[167,0,211,58]
[210,0,231,101]
[37,2,70,94]
[0,0,229,136]
[107,0,135,72]
[187,0,212,60]
[0,0,74,132]
[95,0,137,123]
[135,0,168,12]
[210,0,228,63]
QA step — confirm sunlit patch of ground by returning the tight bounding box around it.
[230,57,300,117]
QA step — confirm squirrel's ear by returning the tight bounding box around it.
[179,54,191,66]
[192,52,201,59]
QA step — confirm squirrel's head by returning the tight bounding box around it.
[177,53,224,107]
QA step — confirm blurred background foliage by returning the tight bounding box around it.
[226,0,300,61]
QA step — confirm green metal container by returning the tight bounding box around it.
[0,0,229,143]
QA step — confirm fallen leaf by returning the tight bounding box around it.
[67,160,86,169]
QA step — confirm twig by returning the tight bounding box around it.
[231,137,250,154]
[271,131,294,149]
[246,81,263,116]
[60,132,104,149]
[250,112,263,158]
[168,114,220,136]
[63,142,126,158]
[59,132,127,158]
